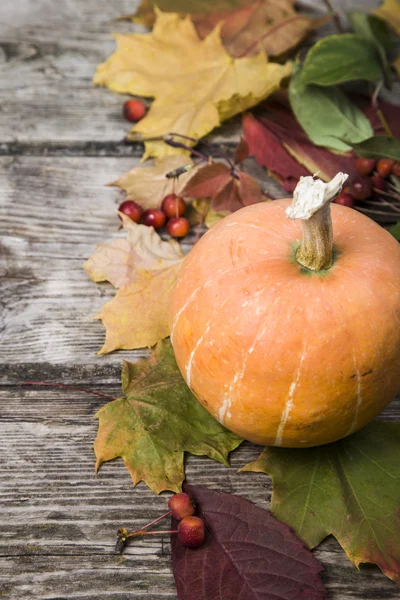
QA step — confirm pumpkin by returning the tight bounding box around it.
[169,174,400,447]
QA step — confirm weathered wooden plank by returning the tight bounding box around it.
[1,388,400,599]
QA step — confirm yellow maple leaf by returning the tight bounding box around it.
[110,156,197,210]
[373,0,400,35]
[84,219,184,352]
[94,10,291,159]
[96,264,182,353]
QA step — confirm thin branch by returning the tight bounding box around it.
[322,0,344,33]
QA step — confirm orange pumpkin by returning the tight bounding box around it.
[170,174,400,447]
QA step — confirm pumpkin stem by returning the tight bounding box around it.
[286,173,348,271]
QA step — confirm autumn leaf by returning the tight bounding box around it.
[373,0,400,36]
[243,111,309,193]
[110,157,197,211]
[131,0,255,26]
[96,264,181,353]
[195,0,330,58]
[84,216,184,288]
[172,485,326,600]
[131,0,327,59]
[84,219,184,352]
[243,99,358,191]
[95,341,242,493]
[233,136,249,164]
[94,10,291,159]
[242,421,400,583]
[182,162,265,211]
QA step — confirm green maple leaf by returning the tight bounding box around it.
[242,421,400,582]
[94,340,242,493]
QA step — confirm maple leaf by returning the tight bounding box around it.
[110,157,197,211]
[242,421,400,583]
[195,0,330,58]
[93,10,291,159]
[84,219,184,352]
[172,485,325,600]
[94,341,242,493]
[182,162,265,212]
[84,216,184,288]
[131,0,327,59]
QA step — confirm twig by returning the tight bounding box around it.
[322,0,344,33]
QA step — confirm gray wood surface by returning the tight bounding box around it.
[1,0,399,599]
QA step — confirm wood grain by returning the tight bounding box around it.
[1,0,398,598]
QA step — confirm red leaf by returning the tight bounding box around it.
[243,112,309,193]
[233,137,250,164]
[259,115,358,182]
[182,163,231,198]
[212,178,242,212]
[211,172,264,212]
[183,160,265,213]
[171,485,326,600]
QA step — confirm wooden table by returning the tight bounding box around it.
[1,0,399,598]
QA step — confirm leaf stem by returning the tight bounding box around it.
[128,511,172,536]
[371,81,393,137]
[237,15,312,58]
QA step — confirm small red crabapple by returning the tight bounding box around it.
[166,217,190,238]
[178,516,205,548]
[118,200,143,223]
[355,157,376,176]
[371,174,387,192]
[168,493,195,520]
[142,209,166,229]
[350,177,372,201]
[376,158,395,178]
[161,194,186,218]
[122,99,146,122]
[392,162,400,178]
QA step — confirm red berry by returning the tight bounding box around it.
[161,194,186,218]
[350,176,372,201]
[392,162,400,178]
[142,209,166,229]
[355,157,376,176]
[371,173,387,192]
[166,217,190,238]
[168,493,195,520]
[122,99,146,122]
[178,516,205,548]
[118,200,143,223]
[334,192,354,208]
[377,158,395,178]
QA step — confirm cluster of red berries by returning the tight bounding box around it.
[118,194,190,238]
[116,492,205,552]
[335,158,400,208]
